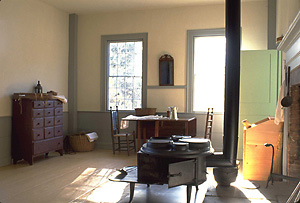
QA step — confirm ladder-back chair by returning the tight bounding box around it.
[110,106,136,156]
[204,108,214,140]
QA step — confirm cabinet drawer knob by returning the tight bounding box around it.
[37,134,40,136]
[37,123,40,126]
[48,121,51,124]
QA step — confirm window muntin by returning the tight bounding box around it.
[107,41,143,110]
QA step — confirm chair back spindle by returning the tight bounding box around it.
[204,108,214,140]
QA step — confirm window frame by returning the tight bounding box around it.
[186,28,225,114]
[101,33,148,112]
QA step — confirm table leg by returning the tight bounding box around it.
[187,185,192,203]
[129,182,135,202]
[137,121,141,149]
[143,128,146,144]
[185,122,189,135]
[155,121,159,137]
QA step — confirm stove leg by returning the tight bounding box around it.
[187,185,192,203]
[129,182,135,202]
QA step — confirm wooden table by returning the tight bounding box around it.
[122,116,196,148]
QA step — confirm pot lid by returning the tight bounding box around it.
[179,138,210,143]
[173,142,189,146]
[147,139,173,144]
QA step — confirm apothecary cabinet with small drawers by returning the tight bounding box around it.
[12,93,64,165]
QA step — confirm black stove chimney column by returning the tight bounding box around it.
[223,0,241,165]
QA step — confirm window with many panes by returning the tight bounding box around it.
[187,29,226,113]
[101,33,148,111]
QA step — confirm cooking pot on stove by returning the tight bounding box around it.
[172,135,191,142]
[146,139,173,149]
[150,136,172,140]
[173,142,189,151]
[179,138,211,152]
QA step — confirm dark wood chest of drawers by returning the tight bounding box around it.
[12,94,64,165]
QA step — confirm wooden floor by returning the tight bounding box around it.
[0,149,298,203]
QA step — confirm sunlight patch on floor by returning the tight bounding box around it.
[68,167,128,203]
[231,173,271,202]
[85,182,128,202]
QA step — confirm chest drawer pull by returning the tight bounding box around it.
[33,101,44,109]
[55,116,63,125]
[33,118,44,128]
[55,125,63,136]
[44,117,54,127]
[32,109,44,118]
[44,127,54,139]
[44,101,54,108]
[32,128,44,140]
[54,107,63,116]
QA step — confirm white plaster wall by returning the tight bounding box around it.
[0,0,69,166]
[0,0,69,117]
[277,0,300,38]
[77,1,268,112]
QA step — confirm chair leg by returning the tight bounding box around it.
[118,137,121,152]
[126,135,130,156]
[112,137,116,155]
[133,131,137,152]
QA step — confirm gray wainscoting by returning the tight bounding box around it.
[77,111,137,150]
[0,116,12,166]
[0,113,68,167]
[77,111,224,152]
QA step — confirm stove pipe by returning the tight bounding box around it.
[207,0,241,167]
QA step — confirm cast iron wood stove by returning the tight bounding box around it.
[110,136,213,202]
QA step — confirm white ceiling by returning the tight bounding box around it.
[37,0,261,15]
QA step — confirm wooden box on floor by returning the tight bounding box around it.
[243,117,283,181]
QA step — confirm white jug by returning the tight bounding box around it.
[169,106,178,119]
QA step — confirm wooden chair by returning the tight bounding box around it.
[204,108,214,140]
[110,106,136,156]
